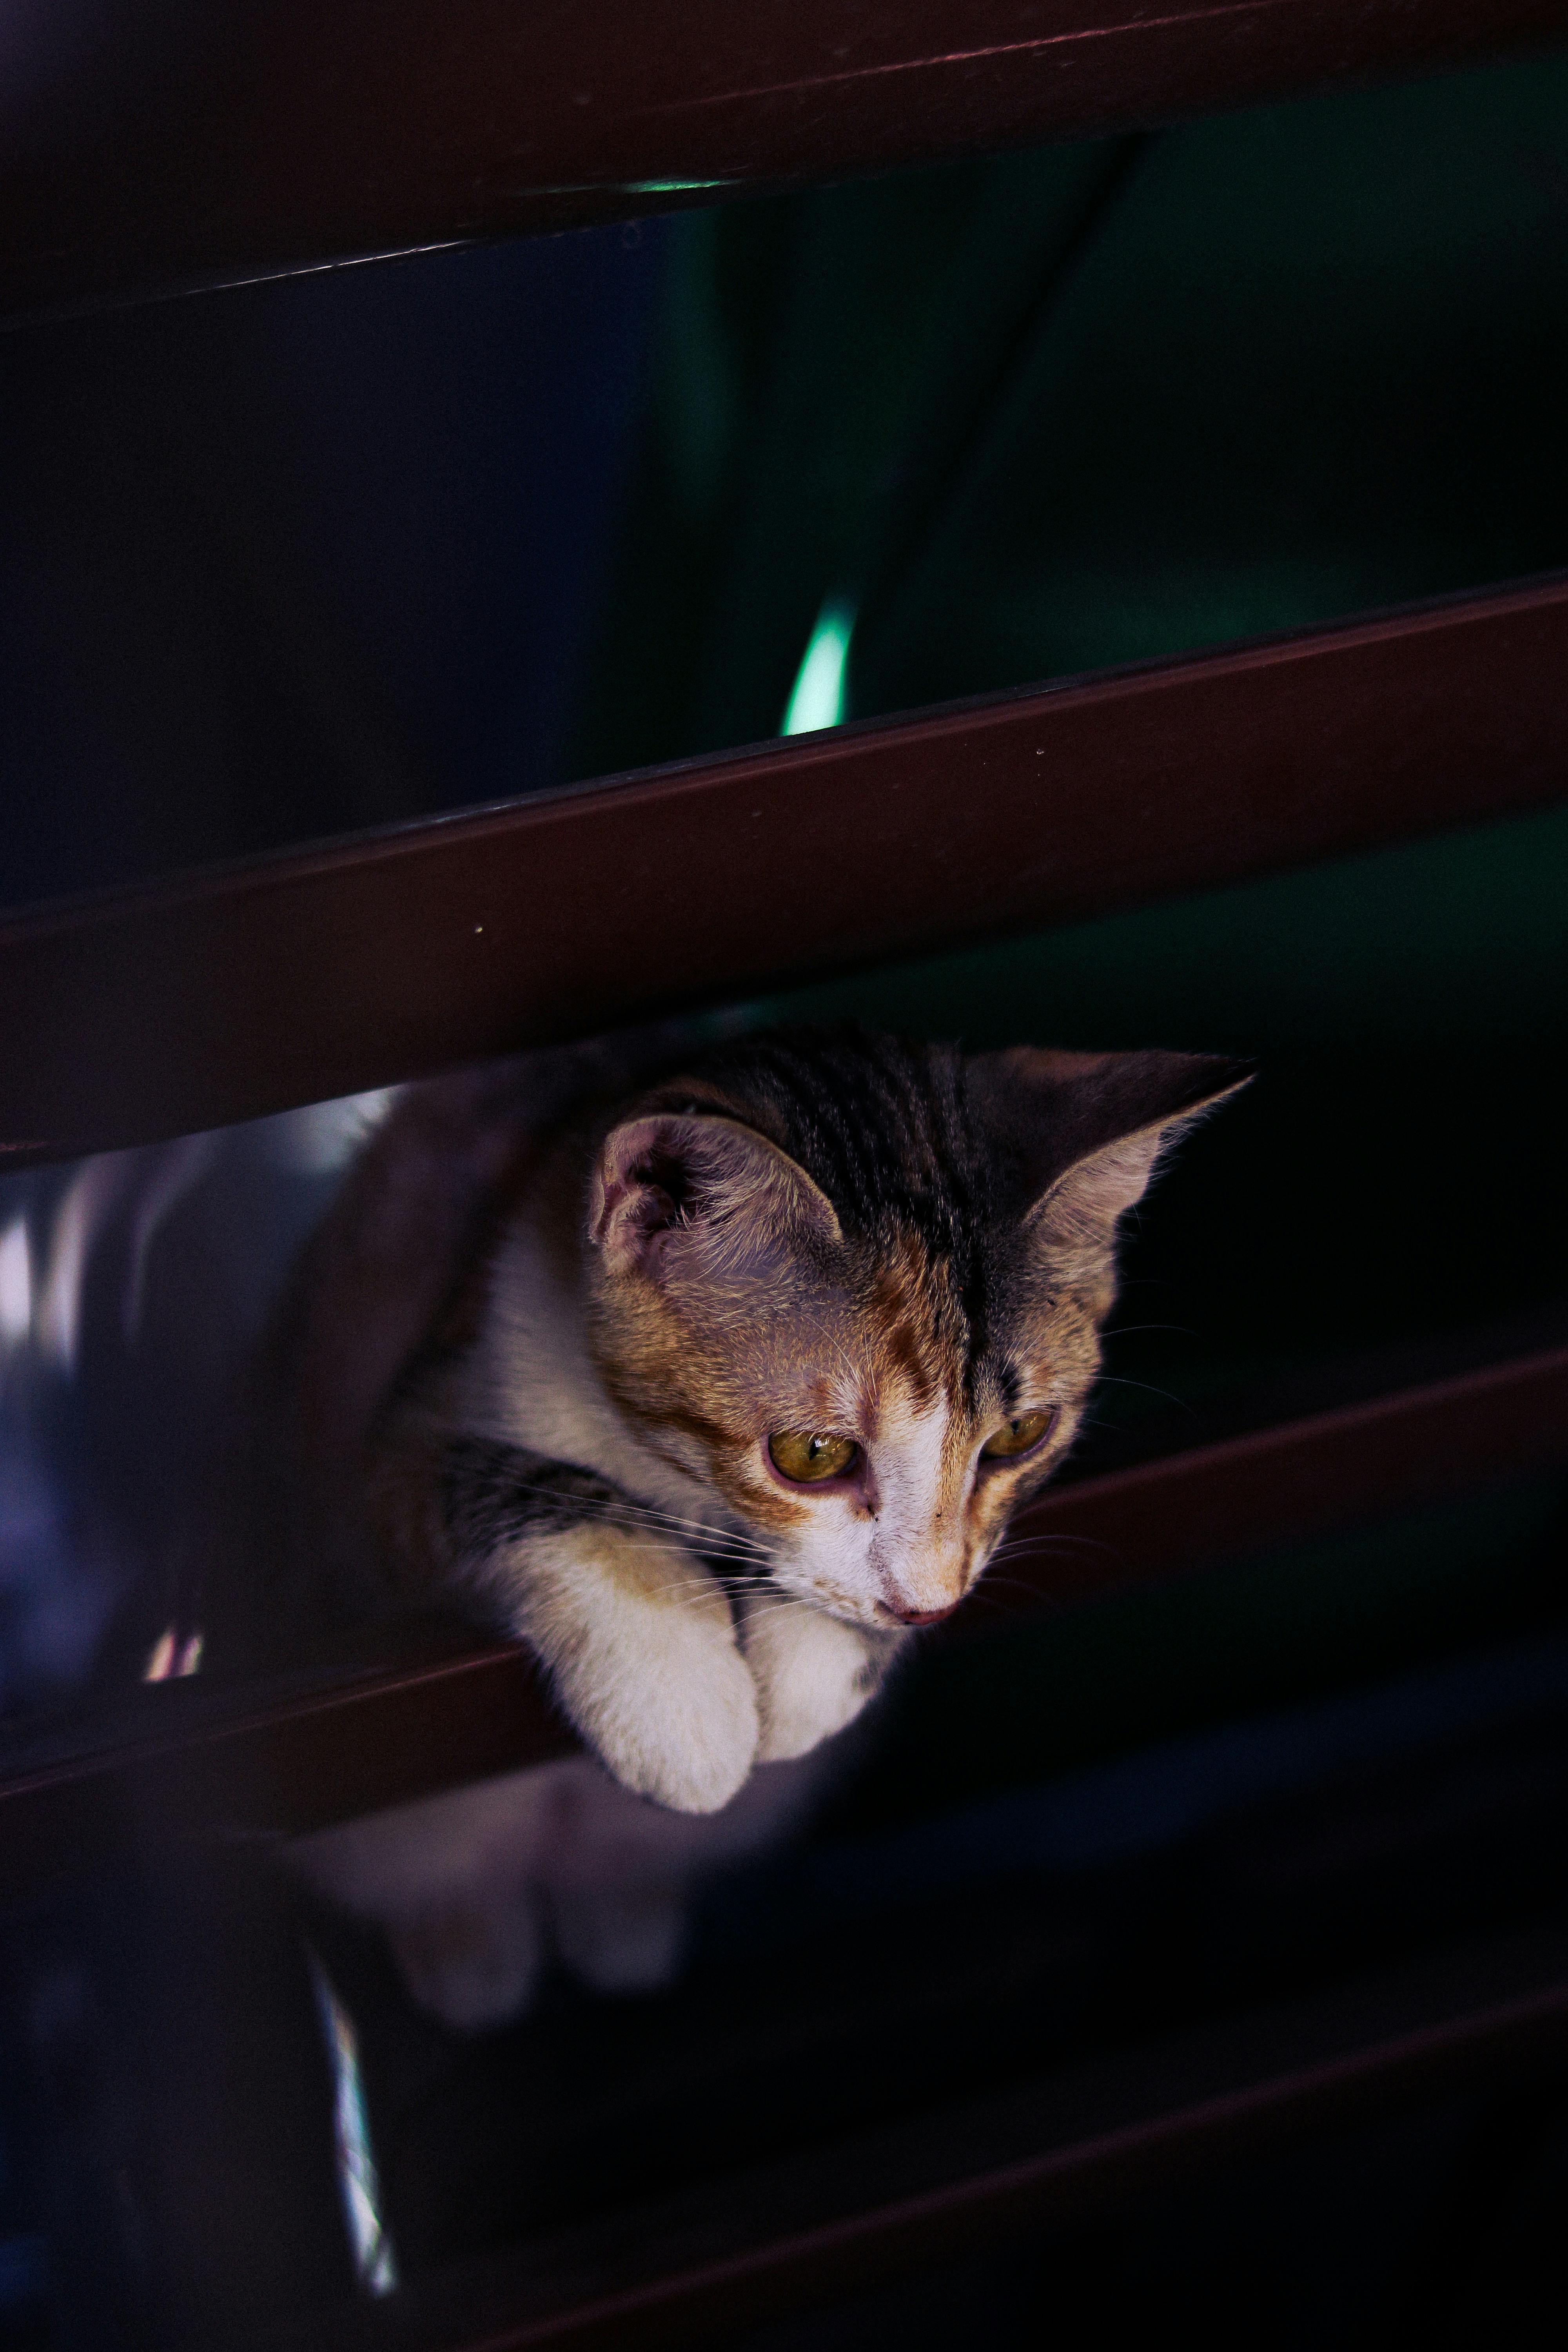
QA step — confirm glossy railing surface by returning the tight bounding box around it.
[256,1931,1568,2349]
[5,2,1567,317]
[3,1313,1563,1900]
[4,571,1568,1165]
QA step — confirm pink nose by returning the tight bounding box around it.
[884,1601,957,1628]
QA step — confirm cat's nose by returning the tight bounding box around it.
[882,1600,957,1628]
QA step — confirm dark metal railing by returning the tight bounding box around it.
[5,1315,1564,1899]
[257,1931,1568,2350]
[5,1,1567,318]
[4,572,1567,1164]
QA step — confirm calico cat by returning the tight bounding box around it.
[209,1027,1243,2026]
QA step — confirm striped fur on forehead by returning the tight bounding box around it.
[859,1226,969,1416]
[634,1029,993,1252]
[631,1026,1005,1397]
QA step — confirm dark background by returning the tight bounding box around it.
[3,44,1568,2351]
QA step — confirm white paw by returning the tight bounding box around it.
[550,1884,687,1994]
[388,1885,544,2031]
[740,1593,901,1762]
[576,1621,760,1813]
[523,1531,761,1814]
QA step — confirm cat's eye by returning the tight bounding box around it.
[767,1430,860,1484]
[979,1409,1056,1461]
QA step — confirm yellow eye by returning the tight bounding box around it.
[768,1431,860,1484]
[980,1410,1055,1461]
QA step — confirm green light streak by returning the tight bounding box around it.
[625,178,731,196]
[781,600,855,736]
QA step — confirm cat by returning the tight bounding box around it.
[196,1026,1245,2027]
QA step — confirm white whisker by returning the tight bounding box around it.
[491,1474,775,1565]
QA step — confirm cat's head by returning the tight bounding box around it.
[583,1031,1246,1632]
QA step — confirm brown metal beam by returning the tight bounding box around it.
[4,573,1568,1167]
[4,2,1566,320]
[258,1929,1568,2351]
[1006,1333,1568,1613]
[3,1323,1564,1897]
[0,1642,575,1906]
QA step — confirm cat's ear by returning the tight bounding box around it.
[588,1113,841,1282]
[967,1048,1251,1250]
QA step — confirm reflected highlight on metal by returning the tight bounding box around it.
[311,1960,399,2298]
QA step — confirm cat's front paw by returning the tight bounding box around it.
[740,1593,902,1762]
[584,1617,760,1812]
[522,1529,761,1814]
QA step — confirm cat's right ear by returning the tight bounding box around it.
[967,1046,1252,1243]
[588,1113,840,1283]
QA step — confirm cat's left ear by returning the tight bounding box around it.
[967,1047,1252,1249]
[588,1112,841,1283]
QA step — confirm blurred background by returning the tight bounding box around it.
[2,43,1568,2350]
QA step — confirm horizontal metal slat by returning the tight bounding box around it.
[258,1927,1568,2350]
[0,1645,573,1906]
[4,573,1568,1167]
[1009,1334,1568,1610]
[5,2,1566,318]
[2,1324,1564,1897]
